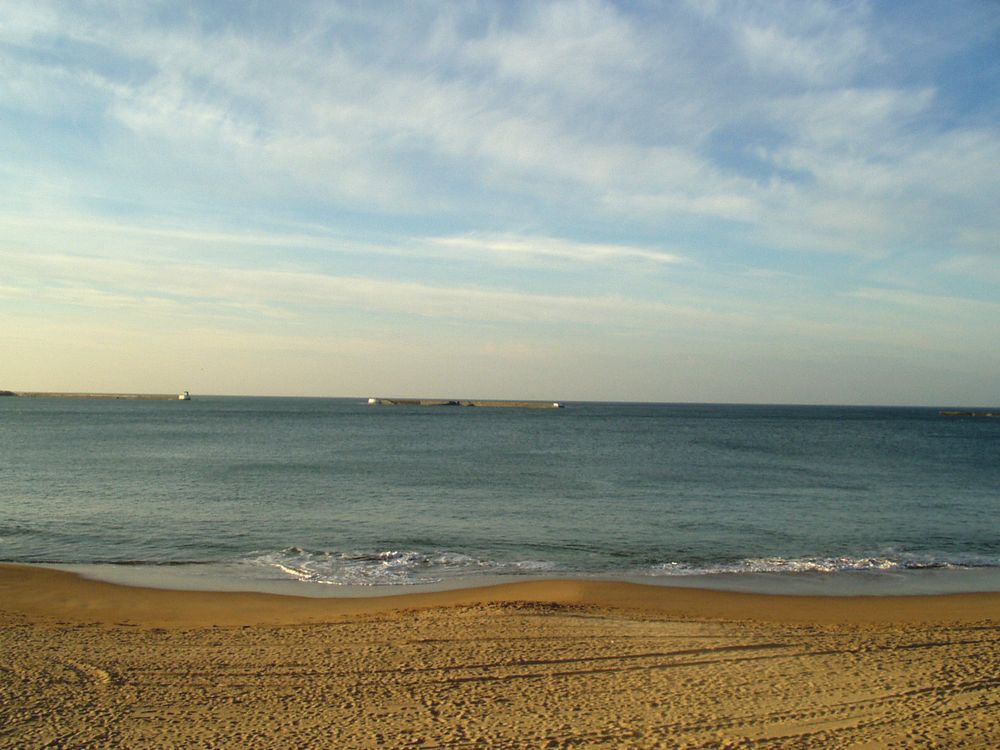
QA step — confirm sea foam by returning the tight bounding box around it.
[246,547,558,586]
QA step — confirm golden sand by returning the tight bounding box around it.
[2,564,998,748]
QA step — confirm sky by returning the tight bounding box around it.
[2,0,998,405]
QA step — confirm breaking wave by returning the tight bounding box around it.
[244,547,558,586]
[239,547,1000,587]
[643,553,1000,577]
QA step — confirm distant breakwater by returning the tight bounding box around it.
[5,391,182,401]
[939,410,999,418]
[368,398,563,409]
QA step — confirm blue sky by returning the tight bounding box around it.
[2,0,998,404]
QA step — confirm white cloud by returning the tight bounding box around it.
[0,1,750,221]
[737,15,873,85]
[462,0,647,95]
[763,87,936,152]
[6,0,987,249]
[0,3,59,44]
[850,286,1000,318]
[429,234,685,267]
[3,245,699,329]
[689,0,878,85]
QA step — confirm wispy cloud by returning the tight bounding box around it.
[850,286,1000,317]
[731,1,877,85]
[462,0,648,95]
[939,254,1000,284]
[5,0,997,244]
[429,234,685,267]
[4,247,706,328]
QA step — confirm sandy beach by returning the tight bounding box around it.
[2,564,998,748]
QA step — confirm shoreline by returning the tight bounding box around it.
[32,559,1000,599]
[5,563,1000,626]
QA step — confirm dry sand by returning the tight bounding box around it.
[2,564,998,749]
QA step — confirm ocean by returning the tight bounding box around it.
[2,397,998,596]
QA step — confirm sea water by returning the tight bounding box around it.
[1,397,998,595]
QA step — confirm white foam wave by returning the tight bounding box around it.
[241,548,1000,586]
[644,553,1000,577]
[244,548,558,586]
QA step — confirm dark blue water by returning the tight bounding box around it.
[1,397,998,592]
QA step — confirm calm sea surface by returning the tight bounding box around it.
[2,397,998,595]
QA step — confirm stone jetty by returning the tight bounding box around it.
[368,398,563,409]
[9,392,183,401]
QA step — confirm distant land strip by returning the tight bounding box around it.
[369,397,563,409]
[938,410,999,418]
[2,391,182,401]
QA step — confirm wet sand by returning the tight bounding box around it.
[2,564,998,748]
